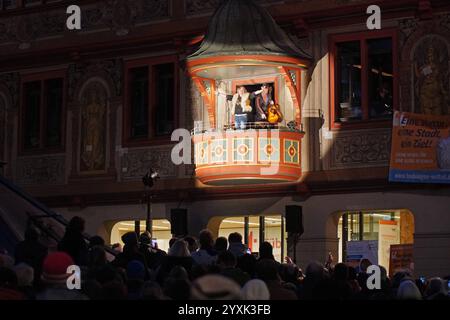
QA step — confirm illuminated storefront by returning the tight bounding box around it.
[338,210,414,274]
[110,219,172,253]
[218,215,287,262]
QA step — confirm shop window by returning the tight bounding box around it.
[218,215,286,262]
[129,66,149,139]
[154,63,175,136]
[337,210,413,275]
[124,56,177,146]
[368,38,394,119]
[110,219,172,253]
[1,0,17,10]
[336,41,362,122]
[23,0,41,6]
[45,78,64,147]
[330,30,397,129]
[1,0,62,10]
[20,73,65,152]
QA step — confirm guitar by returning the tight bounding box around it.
[267,103,283,124]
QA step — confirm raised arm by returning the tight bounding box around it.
[249,89,263,99]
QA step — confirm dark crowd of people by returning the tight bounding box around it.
[0,216,449,301]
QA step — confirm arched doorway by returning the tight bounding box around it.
[334,209,414,275]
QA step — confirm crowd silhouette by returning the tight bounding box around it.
[0,216,449,300]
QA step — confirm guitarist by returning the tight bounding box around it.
[255,83,274,123]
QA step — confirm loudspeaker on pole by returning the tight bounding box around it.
[285,205,304,235]
[170,208,188,236]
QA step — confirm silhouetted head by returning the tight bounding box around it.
[67,216,85,234]
[198,230,214,249]
[228,232,243,244]
[184,236,198,253]
[259,242,274,260]
[121,232,138,248]
[214,237,228,252]
[168,240,190,257]
[89,236,105,248]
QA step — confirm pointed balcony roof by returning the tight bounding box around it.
[187,0,310,62]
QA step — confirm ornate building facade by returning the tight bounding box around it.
[0,0,449,276]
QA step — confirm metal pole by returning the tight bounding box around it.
[359,211,364,241]
[292,233,298,264]
[146,192,152,233]
[244,216,249,246]
[135,220,140,236]
[342,213,348,263]
[259,216,265,252]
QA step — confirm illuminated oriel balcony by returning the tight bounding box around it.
[193,127,304,186]
[186,0,310,186]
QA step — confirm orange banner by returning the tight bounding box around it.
[389,111,450,183]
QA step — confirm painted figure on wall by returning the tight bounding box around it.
[80,84,107,172]
[414,37,450,115]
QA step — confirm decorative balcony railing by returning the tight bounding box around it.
[192,126,305,186]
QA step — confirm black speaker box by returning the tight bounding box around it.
[171,208,188,236]
[285,205,304,235]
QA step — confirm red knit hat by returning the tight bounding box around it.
[41,252,75,284]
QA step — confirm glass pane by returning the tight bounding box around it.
[154,63,175,136]
[24,0,41,6]
[24,81,41,149]
[3,0,17,9]
[110,219,171,254]
[265,215,285,262]
[348,212,360,241]
[336,41,362,122]
[368,38,394,119]
[129,66,149,138]
[248,216,260,255]
[45,78,63,147]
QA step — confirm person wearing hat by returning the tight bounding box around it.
[241,279,270,300]
[36,252,88,300]
[112,232,149,279]
[191,274,242,300]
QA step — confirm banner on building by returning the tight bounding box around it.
[389,244,414,276]
[346,240,378,268]
[389,111,450,184]
[378,220,399,273]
